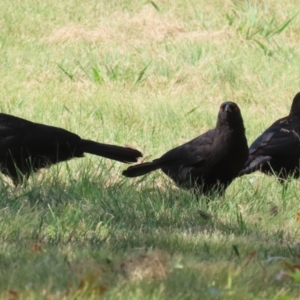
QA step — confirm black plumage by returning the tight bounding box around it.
[123,102,248,195]
[0,113,142,185]
[239,92,300,181]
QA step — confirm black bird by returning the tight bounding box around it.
[123,102,248,195]
[239,92,300,182]
[0,113,142,185]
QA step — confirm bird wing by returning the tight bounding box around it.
[249,118,300,157]
[156,129,215,167]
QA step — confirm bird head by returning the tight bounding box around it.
[217,101,245,130]
[289,92,300,116]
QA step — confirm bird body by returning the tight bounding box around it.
[239,93,300,181]
[123,102,248,195]
[0,113,142,184]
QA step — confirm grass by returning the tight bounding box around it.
[1,0,300,298]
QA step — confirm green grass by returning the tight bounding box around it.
[1,0,300,298]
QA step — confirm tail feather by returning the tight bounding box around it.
[239,155,271,176]
[81,139,142,163]
[122,161,162,177]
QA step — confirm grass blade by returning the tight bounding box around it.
[185,106,199,117]
[272,12,299,36]
[57,64,74,81]
[92,67,104,84]
[149,1,160,12]
[133,62,151,86]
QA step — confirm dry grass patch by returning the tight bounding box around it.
[118,250,170,281]
[45,5,235,46]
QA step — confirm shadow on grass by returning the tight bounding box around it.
[0,168,299,298]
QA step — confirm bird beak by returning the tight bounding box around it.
[225,104,232,112]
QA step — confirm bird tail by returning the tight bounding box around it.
[239,155,271,176]
[122,161,162,177]
[81,139,142,163]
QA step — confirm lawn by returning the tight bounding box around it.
[1,0,300,298]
